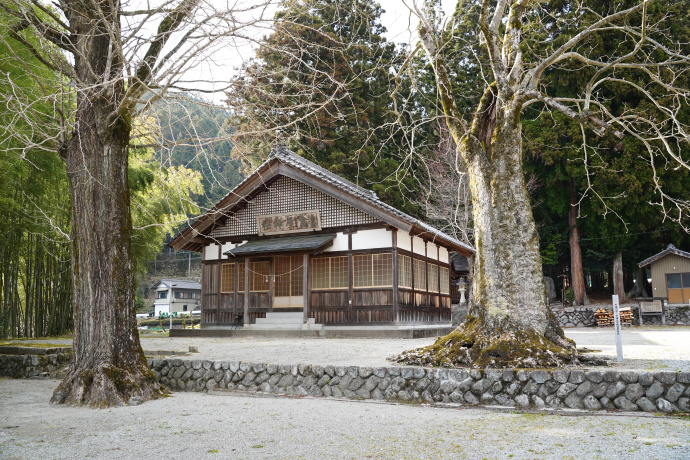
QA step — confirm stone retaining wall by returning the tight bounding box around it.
[551,304,690,328]
[148,358,690,413]
[551,306,598,328]
[640,306,690,326]
[0,348,72,378]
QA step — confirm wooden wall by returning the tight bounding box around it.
[650,254,690,301]
[201,262,268,325]
[201,244,452,326]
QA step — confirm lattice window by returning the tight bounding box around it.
[439,267,450,294]
[354,253,392,288]
[354,255,372,287]
[373,254,392,287]
[427,263,439,293]
[397,254,412,288]
[331,256,348,288]
[312,256,348,290]
[250,261,270,292]
[275,256,303,296]
[238,262,245,292]
[414,258,426,291]
[221,263,234,293]
[312,258,329,290]
[210,176,378,238]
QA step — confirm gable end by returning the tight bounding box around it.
[210,176,379,239]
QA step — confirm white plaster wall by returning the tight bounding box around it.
[397,231,412,252]
[323,232,349,253]
[204,243,219,261]
[439,246,449,264]
[154,302,170,317]
[221,242,233,260]
[412,236,426,256]
[352,228,392,250]
[427,242,439,260]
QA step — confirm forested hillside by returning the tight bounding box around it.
[153,99,244,210]
[2,0,688,341]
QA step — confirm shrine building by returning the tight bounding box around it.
[169,147,474,331]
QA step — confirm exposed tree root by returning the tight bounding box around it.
[51,359,165,408]
[392,316,604,369]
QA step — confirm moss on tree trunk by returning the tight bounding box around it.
[50,5,163,407]
[395,88,578,368]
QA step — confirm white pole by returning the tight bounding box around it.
[612,295,623,363]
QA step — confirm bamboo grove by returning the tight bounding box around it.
[0,209,73,339]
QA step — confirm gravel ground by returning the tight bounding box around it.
[14,326,690,371]
[2,327,690,459]
[1,378,689,460]
[142,325,690,372]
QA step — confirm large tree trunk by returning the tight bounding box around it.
[568,181,586,305]
[613,251,626,301]
[628,266,650,298]
[51,3,161,407]
[397,88,575,368]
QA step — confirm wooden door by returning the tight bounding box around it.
[274,256,304,309]
[666,273,686,303]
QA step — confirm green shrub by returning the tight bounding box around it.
[565,287,575,303]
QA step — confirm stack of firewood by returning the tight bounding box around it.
[595,309,613,327]
[595,308,633,327]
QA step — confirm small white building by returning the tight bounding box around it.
[152,279,202,317]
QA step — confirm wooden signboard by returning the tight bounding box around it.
[640,300,663,314]
[257,210,321,236]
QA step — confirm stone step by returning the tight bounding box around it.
[254,312,304,325]
[261,312,304,319]
[249,323,304,330]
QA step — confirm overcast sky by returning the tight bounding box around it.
[183,0,457,102]
[378,0,455,45]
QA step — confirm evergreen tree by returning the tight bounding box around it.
[229,0,418,213]
[396,0,688,367]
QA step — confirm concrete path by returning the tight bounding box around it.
[1,379,689,459]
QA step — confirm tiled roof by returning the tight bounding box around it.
[450,252,471,272]
[270,147,474,254]
[225,233,336,256]
[638,244,690,268]
[170,146,475,256]
[153,279,201,291]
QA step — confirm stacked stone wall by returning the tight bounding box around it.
[0,348,72,378]
[551,306,598,328]
[640,306,690,326]
[149,358,690,413]
[551,304,690,328]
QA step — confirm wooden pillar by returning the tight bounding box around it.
[424,240,433,321]
[410,234,415,320]
[348,233,353,322]
[216,245,222,322]
[437,245,441,293]
[243,257,250,326]
[424,240,428,294]
[391,229,399,323]
[268,258,274,313]
[233,259,239,321]
[303,254,310,324]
